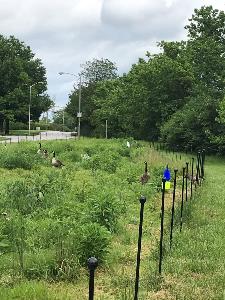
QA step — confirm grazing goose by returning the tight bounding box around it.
[52,151,64,168]
[43,149,48,159]
[140,161,150,184]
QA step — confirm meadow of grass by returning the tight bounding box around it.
[0,138,223,299]
[159,156,225,300]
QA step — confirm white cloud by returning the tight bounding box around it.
[0,0,224,106]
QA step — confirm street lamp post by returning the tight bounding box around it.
[62,109,65,132]
[77,75,82,138]
[29,82,43,135]
[59,72,82,138]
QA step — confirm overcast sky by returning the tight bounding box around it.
[0,0,224,108]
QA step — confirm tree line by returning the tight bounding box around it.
[1,5,225,153]
[66,6,225,153]
[0,35,52,134]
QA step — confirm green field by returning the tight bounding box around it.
[0,138,223,299]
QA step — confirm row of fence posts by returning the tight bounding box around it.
[86,149,206,299]
[2,133,40,144]
[159,149,205,276]
[1,132,77,145]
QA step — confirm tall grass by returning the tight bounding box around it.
[0,138,215,299]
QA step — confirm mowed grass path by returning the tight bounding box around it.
[158,156,225,300]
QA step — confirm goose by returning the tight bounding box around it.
[52,151,64,168]
[140,161,150,184]
[126,141,131,148]
[186,173,198,187]
[43,149,48,159]
[37,143,43,155]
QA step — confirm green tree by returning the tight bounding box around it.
[91,53,193,139]
[66,58,118,136]
[52,109,75,131]
[80,58,118,85]
[0,35,52,134]
[161,6,225,150]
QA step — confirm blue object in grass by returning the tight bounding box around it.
[163,164,171,181]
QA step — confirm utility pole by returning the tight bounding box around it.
[29,81,43,135]
[29,85,31,135]
[78,74,82,138]
[59,72,82,138]
[62,109,65,132]
[46,111,48,125]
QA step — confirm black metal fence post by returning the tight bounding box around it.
[199,151,203,179]
[170,169,178,249]
[185,162,189,202]
[201,149,205,179]
[191,158,194,199]
[180,167,186,232]
[134,195,147,300]
[39,132,41,141]
[159,178,166,274]
[25,134,28,141]
[196,151,201,185]
[87,257,98,300]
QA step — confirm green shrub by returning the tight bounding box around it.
[86,190,121,232]
[23,250,56,280]
[0,151,35,170]
[82,150,120,173]
[151,165,164,190]
[4,179,41,214]
[75,223,111,265]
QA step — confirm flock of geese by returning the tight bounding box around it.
[37,141,149,179]
[36,141,150,179]
[37,143,64,168]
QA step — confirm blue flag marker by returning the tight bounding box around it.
[163,165,171,181]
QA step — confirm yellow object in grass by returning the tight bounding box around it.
[165,181,171,190]
[162,181,171,190]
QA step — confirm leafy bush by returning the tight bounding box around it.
[160,96,212,151]
[82,150,120,173]
[74,223,111,265]
[23,250,56,280]
[0,150,35,170]
[86,190,121,232]
[4,179,42,214]
[9,121,28,130]
[151,166,165,190]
